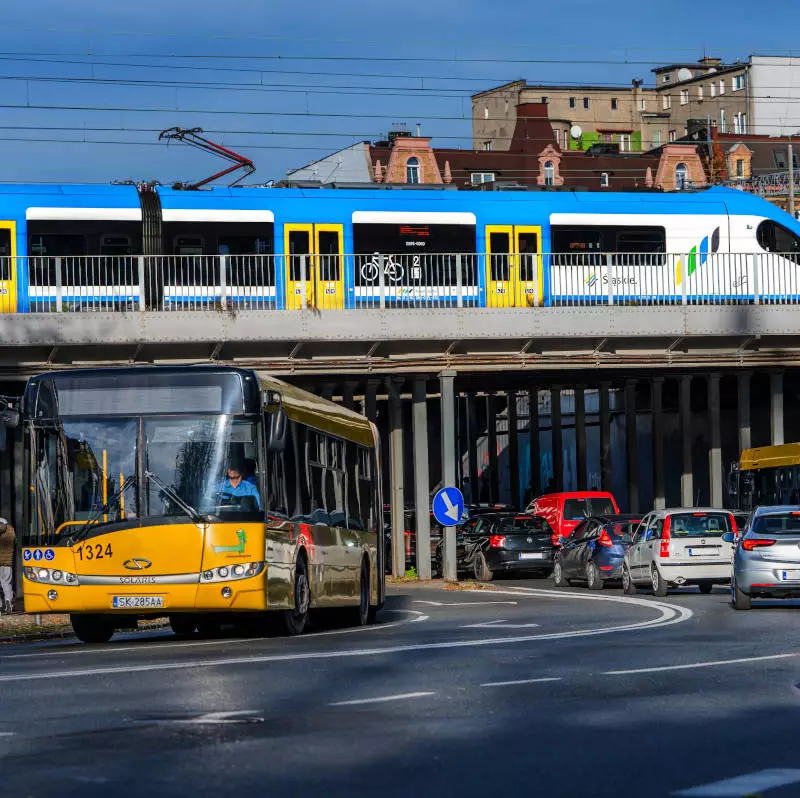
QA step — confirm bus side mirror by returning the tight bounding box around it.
[266,409,288,453]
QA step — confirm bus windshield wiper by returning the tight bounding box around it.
[144,470,207,525]
[67,473,137,546]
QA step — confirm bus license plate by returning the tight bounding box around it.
[112,596,164,609]
[519,553,545,560]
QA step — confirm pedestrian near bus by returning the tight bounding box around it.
[0,517,16,614]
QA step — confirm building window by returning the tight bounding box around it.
[569,97,576,109]
[720,108,726,133]
[710,82,716,98]
[544,161,555,186]
[653,130,662,147]
[680,89,689,105]
[563,129,569,148]
[734,112,746,134]
[583,97,590,109]
[736,158,744,178]
[662,73,672,83]
[733,74,746,91]
[641,98,647,111]
[602,132,613,144]
[669,130,676,142]
[483,140,492,152]
[541,96,548,105]
[719,79,725,95]
[675,162,688,190]
[554,128,560,147]
[662,94,672,110]
[471,172,495,185]
[406,156,420,184]
[619,133,631,151]
[600,172,609,187]
[774,150,787,169]
[611,98,618,111]
[483,106,489,119]
[697,86,704,100]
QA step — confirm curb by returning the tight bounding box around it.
[0,619,171,645]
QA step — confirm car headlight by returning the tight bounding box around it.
[24,566,80,586]
[200,562,265,583]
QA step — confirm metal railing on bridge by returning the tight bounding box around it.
[3,251,800,312]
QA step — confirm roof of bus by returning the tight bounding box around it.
[740,442,800,471]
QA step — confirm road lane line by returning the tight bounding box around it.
[673,768,800,796]
[606,651,800,676]
[330,692,434,707]
[0,597,690,683]
[481,677,561,688]
[413,600,518,606]
[462,620,541,629]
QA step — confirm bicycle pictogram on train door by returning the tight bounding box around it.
[284,223,344,310]
[0,221,17,313]
[485,224,542,308]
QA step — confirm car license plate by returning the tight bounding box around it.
[519,552,545,560]
[112,596,164,609]
[779,570,800,582]
[688,548,717,557]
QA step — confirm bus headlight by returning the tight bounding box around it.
[24,566,79,586]
[200,562,265,583]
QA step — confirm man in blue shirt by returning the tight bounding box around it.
[217,459,261,510]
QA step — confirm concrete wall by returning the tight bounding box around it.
[749,56,800,135]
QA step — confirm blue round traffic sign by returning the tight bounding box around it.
[432,487,465,527]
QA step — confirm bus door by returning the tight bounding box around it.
[285,223,344,310]
[0,222,16,313]
[485,225,542,308]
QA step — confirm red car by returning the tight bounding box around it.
[526,491,620,546]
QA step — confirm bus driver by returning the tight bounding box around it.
[217,458,261,509]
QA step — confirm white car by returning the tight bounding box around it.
[622,508,736,596]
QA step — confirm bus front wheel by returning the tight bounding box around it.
[283,556,310,635]
[70,614,115,644]
[355,558,376,627]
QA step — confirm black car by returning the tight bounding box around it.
[553,514,642,590]
[460,513,556,582]
[433,509,512,577]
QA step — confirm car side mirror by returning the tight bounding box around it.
[721,531,735,544]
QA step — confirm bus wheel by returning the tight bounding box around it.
[283,556,310,635]
[70,614,114,644]
[169,614,198,638]
[355,558,373,627]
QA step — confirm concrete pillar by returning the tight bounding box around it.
[439,371,458,581]
[737,371,751,453]
[709,373,723,507]
[574,384,587,492]
[487,394,499,503]
[652,377,666,510]
[680,375,693,507]
[412,379,432,580]
[364,379,379,422]
[625,378,638,513]
[467,393,479,504]
[340,382,355,411]
[771,370,785,446]
[507,393,520,508]
[599,381,612,492]
[387,378,406,576]
[527,388,540,503]
[550,386,563,492]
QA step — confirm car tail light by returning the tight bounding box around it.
[597,530,613,547]
[659,517,671,558]
[742,538,775,551]
[730,514,738,535]
[489,535,506,548]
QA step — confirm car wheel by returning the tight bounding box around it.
[474,551,494,582]
[283,556,311,635]
[697,581,714,595]
[70,614,115,644]
[651,566,669,597]
[731,575,752,610]
[585,561,603,591]
[622,565,637,595]
[552,558,568,587]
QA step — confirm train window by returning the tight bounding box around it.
[489,231,511,280]
[173,236,204,256]
[552,226,665,266]
[218,236,272,255]
[29,234,87,257]
[318,230,340,281]
[518,232,539,281]
[288,230,311,281]
[100,235,132,256]
[757,220,800,264]
[0,230,9,280]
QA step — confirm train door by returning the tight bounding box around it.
[485,224,541,308]
[284,223,344,310]
[0,221,16,313]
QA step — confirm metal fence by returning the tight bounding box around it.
[2,251,800,312]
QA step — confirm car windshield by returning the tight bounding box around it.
[497,516,553,535]
[669,512,731,537]
[751,513,800,535]
[564,498,616,519]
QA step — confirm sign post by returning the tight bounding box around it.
[432,486,464,581]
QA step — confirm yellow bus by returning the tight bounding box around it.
[729,442,800,512]
[21,366,384,643]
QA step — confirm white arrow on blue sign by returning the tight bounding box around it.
[432,487,465,527]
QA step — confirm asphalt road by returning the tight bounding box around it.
[2,579,800,798]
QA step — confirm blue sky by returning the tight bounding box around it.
[0,0,796,184]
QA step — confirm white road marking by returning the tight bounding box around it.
[0,592,691,683]
[1,610,425,661]
[413,600,518,606]
[169,710,264,725]
[480,677,561,688]
[330,691,434,707]
[0,732,15,737]
[673,768,800,796]
[462,620,541,629]
[606,651,800,676]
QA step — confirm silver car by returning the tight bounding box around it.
[730,505,800,610]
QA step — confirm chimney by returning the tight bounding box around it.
[700,57,722,67]
[416,122,422,137]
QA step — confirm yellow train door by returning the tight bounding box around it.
[514,225,542,307]
[285,223,345,310]
[485,225,514,308]
[0,221,17,313]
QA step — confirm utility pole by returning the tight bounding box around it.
[789,135,796,219]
